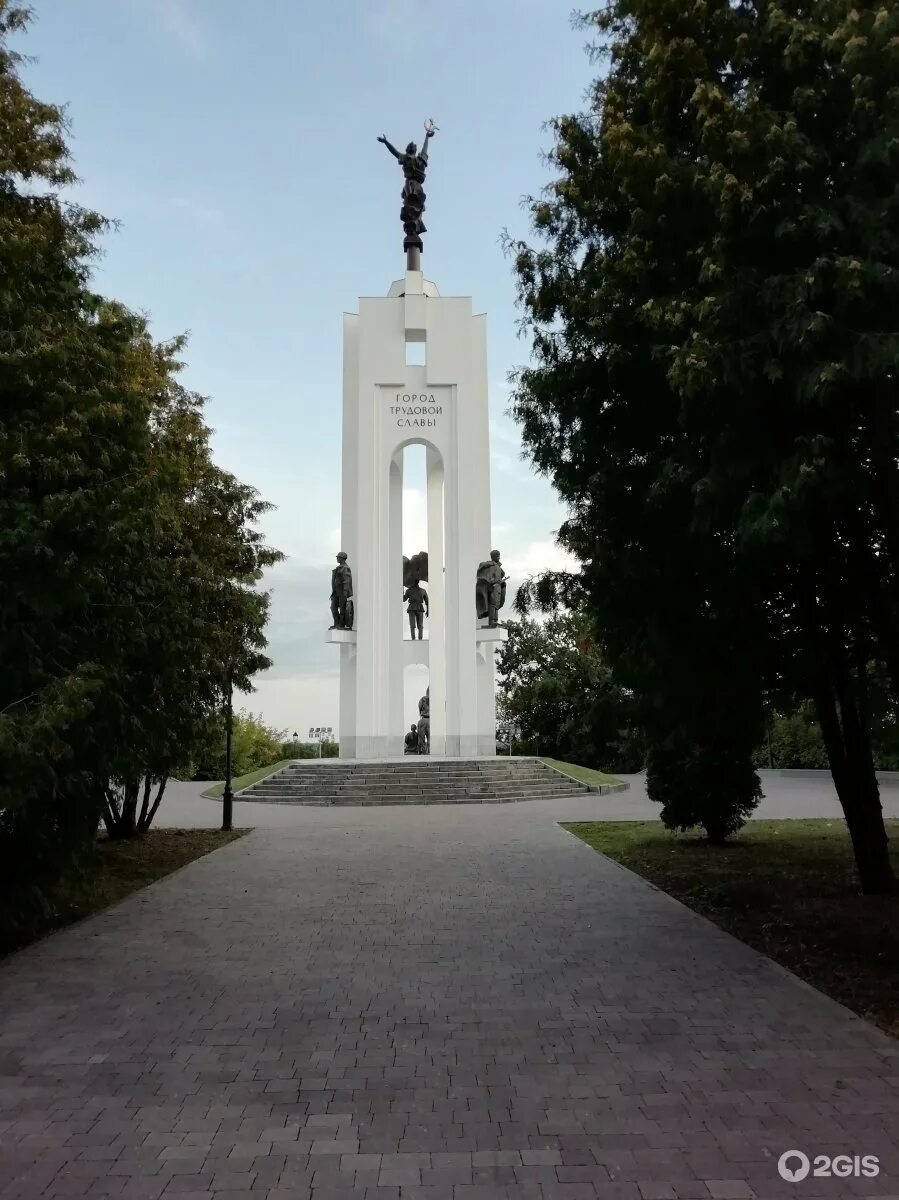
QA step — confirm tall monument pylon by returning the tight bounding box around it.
[326,123,507,758]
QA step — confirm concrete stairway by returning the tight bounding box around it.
[237,757,599,807]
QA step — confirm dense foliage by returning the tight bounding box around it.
[280,738,339,761]
[755,706,830,770]
[193,711,288,781]
[756,683,899,771]
[0,4,280,922]
[509,0,899,882]
[497,611,644,771]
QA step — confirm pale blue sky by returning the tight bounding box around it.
[23,0,593,736]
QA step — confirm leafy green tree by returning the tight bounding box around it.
[1,3,158,874]
[754,705,829,770]
[654,0,899,887]
[507,0,766,842]
[0,5,281,866]
[98,332,282,837]
[277,738,339,760]
[106,329,280,834]
[509,0,898,886]
[755,680,899,771]
[195,711,287,782]
[497,610,643,771]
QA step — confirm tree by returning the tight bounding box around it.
[195,711,287,782]
[97,333,283,838]
[1,2,158,875]
[0,5,281,872]
[279,738,339,760]
[507,0,767,842]
[660,0,899,888]
[754,679,899,770]
[509,1,899,886]
[753,704,829,770]
[497,609,643,771]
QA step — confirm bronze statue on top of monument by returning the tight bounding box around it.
[377,119,438,271]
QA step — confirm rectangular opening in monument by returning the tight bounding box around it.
[400,441,444,751]
[405,337,426,366]
[402,444,430,637]
[402,443,427,593]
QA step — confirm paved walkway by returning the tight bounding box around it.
[1,800,898,1200]
[151,771,899,830]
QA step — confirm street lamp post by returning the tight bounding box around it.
[222,677,234,832]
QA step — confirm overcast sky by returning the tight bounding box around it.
[23,0,593,737]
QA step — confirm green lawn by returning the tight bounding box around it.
[566,818,899,1037]
[541,757,624,789]
[202,759,291,798]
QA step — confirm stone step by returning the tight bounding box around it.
[242,782,585,801]
[265,765,565,779]
[236,758,599,807]
[244,780,580,798]
[278,763,548,775]
[241,789,589,807]
[250,773,570,791]
[254,769,568,782]
[248,777,571,787]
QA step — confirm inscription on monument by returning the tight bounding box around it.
[390,392,443,428]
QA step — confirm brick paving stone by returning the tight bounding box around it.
[1,801,899,1199]
[420,1165,472,1187]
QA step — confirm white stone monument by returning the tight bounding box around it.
[325,124,507,759]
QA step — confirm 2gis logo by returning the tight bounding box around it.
[777,1150,880,1183]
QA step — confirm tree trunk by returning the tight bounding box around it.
[703,819,728,846]
[814,667,895,895]
[798,560,895,894]
[136,775,153,830]
[139,775,168,832]
[102,789,119,838]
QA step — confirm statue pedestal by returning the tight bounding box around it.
[403,639,429,667]
[325,628,357,644]
[332,270,497,760]
[476,623,508,642]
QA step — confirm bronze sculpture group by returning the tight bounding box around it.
[329,550,506,636]
[404,692,431,755]
[328,548,505,752]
